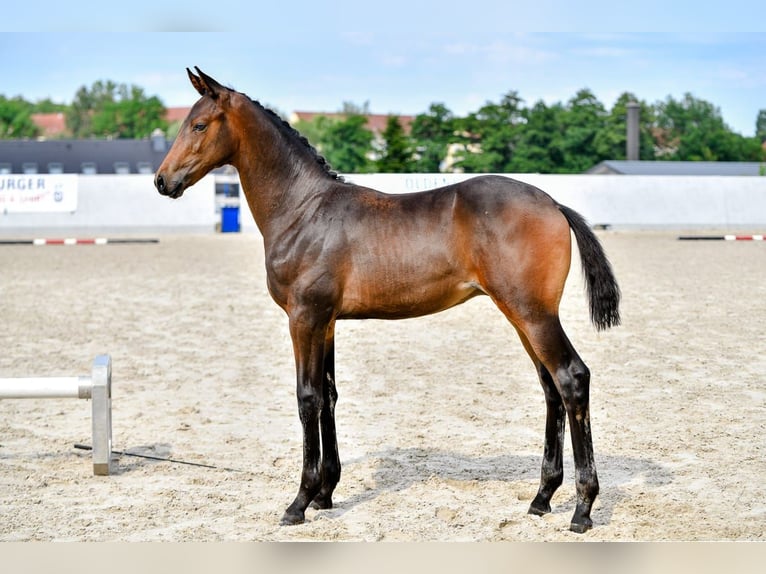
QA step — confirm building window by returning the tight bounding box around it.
[136,162,154,174]
[81,162,97,175]
[22,162,38,174]
[114,161,130,174]
[48,162,64,174]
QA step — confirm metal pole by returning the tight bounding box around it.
[0,376,89,399]
[0,354,113,476]
[90,354,113,476]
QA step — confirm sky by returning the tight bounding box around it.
[1,2,764,136]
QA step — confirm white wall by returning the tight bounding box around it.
[344,173,766,228]
[0,175,216,235]
[2,172,765,236]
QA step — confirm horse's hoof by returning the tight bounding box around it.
[569,520,592,534]
[309,496,333,510]
[280,511,305,526]
[527,498,551,516]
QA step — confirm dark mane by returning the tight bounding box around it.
[249,98,344,182]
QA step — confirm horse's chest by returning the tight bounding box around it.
[264,248,341,312]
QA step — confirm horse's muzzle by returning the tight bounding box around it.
[155,174,185,199]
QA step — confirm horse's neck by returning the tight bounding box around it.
[233,109,331,238]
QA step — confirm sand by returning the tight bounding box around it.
[0,230,764,541]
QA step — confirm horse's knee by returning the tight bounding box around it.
[297,387,323,417]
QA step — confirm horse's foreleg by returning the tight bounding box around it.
[310,323,341,510]
[281,311,330,526]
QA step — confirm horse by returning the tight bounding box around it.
[155,68,621,533]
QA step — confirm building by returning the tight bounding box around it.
[289,112,414,136]
[0,131,170,175]
[29,112,68,139]
[586,160,765,176]
[0,108,415,176]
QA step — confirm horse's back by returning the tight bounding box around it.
[450,174,560,214]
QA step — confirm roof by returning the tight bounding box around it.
[165,107,191,124]
[30,112,68,138]
[0,138,169,174]
[586,160,765,176]
[290,111,414,135]
[29,108,191,139]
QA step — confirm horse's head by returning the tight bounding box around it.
[155,68,237,199]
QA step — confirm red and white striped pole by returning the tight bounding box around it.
[0,238,159,246]
[678,234,764,241]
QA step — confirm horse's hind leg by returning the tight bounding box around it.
[522,318,599,532]
[516,331,567,516]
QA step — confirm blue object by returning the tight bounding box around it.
[221,206,240,232]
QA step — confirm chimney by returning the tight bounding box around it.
[151,128,167,153]
[626,102,640,161]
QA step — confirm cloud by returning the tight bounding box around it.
[342,31,376,46]
[442,40,555,64]
[379,53,409,68]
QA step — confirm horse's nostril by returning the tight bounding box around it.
[156,174,165,192]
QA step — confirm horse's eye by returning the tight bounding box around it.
[192,123,207,132]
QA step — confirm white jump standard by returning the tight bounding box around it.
[0,355,113,475]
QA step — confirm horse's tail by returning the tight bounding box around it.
[558,204,621,331]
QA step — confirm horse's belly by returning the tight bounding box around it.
[338,275,483,319]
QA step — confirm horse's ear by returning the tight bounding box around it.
[187,67,207,97]
[193,67,225,101]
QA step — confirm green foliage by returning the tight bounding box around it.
[377,116,412,173]
[293,115,338,152]
[557,88,609,172]
[67,80,167,139]
[320,114,374,174]
[456,91,525,173]
[3,76,764,170]
[410,103,456,172]
[756,109,766,143]
[507,100,565,173]
[293,108,376,173]
[32,98,68,114]
[655,93,763,161]
[0,95,39,138]
[592,92,655,162]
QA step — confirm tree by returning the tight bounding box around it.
[456,91,525,173]
[410,103,456,172]
[376,116,412,172]
[507,100,565,173]
[558,88,609,172]
[653,93,751,161]
[32,98,67,114]
[591,93,656,162]
[321,114,374,173]
[67,80,167,139]
[756,110,766,143]
[94,85,167,139]
[0,95,39,139]
[67,80,115,138]
[293,115,337,152]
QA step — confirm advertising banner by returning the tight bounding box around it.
[0,174,78,213]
